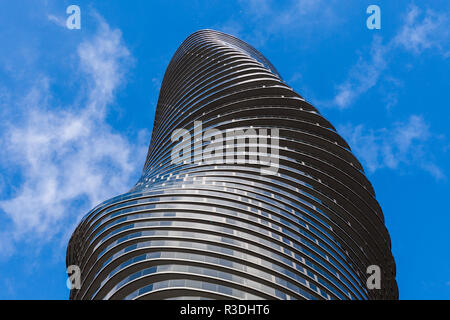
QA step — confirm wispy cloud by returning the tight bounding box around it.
[216,0,341,46]
[338,115,445,180]
[333,36,388,109]
[330,5,449,109]
[47,14,66,28]
[0,17,148,257]
[78,17,133,114]
[394,5,450,56]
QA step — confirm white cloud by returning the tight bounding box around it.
[241,0,273,18]
[215,19,244,40]
[47,14,66,28]
[263,0,327,28]
[333,36,388,109]
[331,5,449,109]
[421,163,446,181]
[217,0,340,46]
[338,115,445,180]
[394,5,450,56]
[0,17,148,255]
[78,18,132,114]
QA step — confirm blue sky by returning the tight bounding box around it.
[0,0,448,299]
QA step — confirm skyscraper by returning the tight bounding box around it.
[67,29,398,300]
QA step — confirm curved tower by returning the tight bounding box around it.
[67,30,398,300]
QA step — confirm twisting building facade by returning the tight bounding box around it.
[67,30,398,300]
